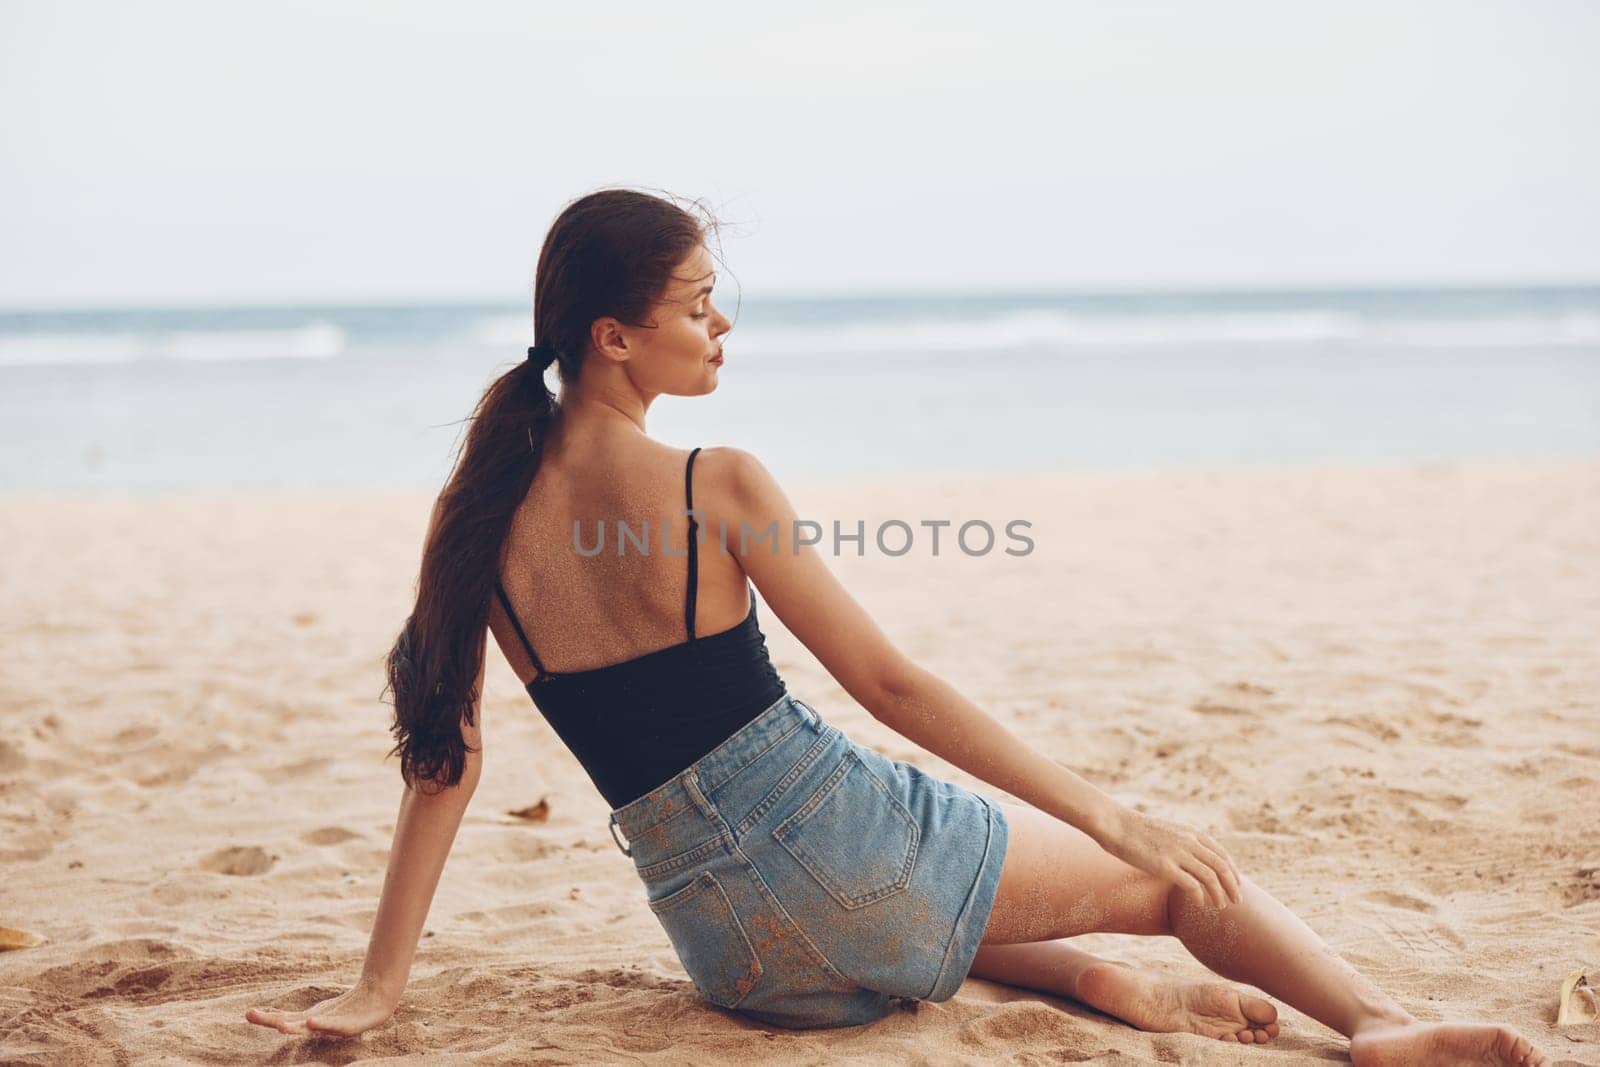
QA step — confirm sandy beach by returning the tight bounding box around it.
[1,458,1596,1065]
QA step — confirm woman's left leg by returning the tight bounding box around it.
[970,800,1549,1065]
[969,939,1281,1044]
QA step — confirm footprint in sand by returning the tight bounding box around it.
[0,739,26,774]
[301,826,360,846]
[1561,865,1600,907]
[1191,680,1282,718]
[1360,889,1437,913]
[276,756,333,778]
[455,901,563,929]
[1227,801,1293,835]
[198,845,276,876]
[112,724,160,746]
[1320,713,1402,744]
[135,765,195,789]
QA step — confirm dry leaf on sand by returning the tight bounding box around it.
[507,798,551,823]
[1556,969,1598,1026]
[0,927,46,952]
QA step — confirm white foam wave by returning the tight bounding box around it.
[4,307,1595,369]
[730,310,1368,355]
[0,332,146,367]
[1374,313,1600,349]
[470,314,533,349]
[161,323,346,362]
[0,322,346,367]
[723,309,1600,356]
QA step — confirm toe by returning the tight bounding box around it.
[1240,993,1278,1026]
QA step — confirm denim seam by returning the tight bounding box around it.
[686,768,852,988]
[771,749,921,909]
[701,713,810,799]
[647,870,764,1010]
[647,868,714,914]
[731,726,836,839]
[636,835,729,881]
[625,800,694,842]
[926,796,999,1001]
[615,691,796,842]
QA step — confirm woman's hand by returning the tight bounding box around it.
[245,980,398,1037]
[1096,805,1244,910]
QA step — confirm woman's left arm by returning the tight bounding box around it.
[710,447,1242,907]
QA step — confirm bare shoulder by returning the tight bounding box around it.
[689,446,786,511]
[688,447,918,714]
[684,446,801,547]
[689,444,766,482]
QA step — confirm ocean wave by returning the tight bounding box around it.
[719,310,1600,356]
[470,314,533,349]
[0,322,346,367]
[3,305,1597,369]
[465,307,1600,359]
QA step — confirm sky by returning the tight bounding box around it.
[1,0,1597,308]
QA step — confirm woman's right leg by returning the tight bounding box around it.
[970,939,1282,1044]
[974,801,1548,1066]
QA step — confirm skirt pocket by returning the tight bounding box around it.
[648,870,764,1009]
[771,747,921,909]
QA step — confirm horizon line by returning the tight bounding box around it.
[2,277,1598,315]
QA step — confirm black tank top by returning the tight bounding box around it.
[494,446,787,809]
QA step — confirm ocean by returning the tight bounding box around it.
[1,286,1596,495]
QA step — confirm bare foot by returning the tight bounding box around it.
[1073,960,1281,1044]
[1349,1020,1548,1066]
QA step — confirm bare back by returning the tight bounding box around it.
[489,434,754,684]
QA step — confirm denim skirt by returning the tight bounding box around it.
[608,690,1010,1029]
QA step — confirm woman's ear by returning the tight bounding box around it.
[589,316,631,364]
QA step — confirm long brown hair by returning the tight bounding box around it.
[383,188,718,792]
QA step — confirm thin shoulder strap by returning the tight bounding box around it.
[684,446,703,641]
[493,580,548,677]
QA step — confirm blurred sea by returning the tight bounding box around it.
[1,286,1596,494]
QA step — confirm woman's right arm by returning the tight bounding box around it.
[245,639,486,1037]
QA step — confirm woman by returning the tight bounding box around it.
[246,189,1547,1064]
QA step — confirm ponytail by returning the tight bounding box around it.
[381,188,715,791]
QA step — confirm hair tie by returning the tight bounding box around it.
[526,343,559,371]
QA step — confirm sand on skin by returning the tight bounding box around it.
[1,460,1597,1065]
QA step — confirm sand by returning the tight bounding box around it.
[1,459,1597,1065]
